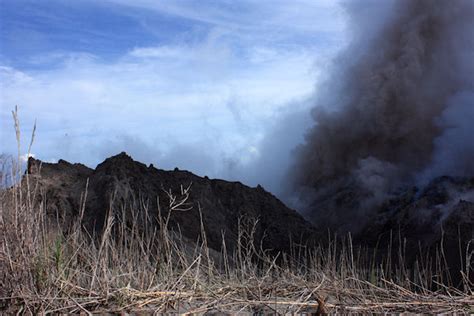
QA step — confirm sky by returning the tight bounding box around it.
[0,0,348,194]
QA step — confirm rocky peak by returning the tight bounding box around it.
[95,152,148,177]
[28,156,92,177]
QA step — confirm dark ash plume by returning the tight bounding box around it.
[289,0,474,232]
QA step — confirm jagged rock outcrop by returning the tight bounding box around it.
[27,153,317,253]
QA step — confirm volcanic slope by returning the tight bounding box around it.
[27,152,316,253]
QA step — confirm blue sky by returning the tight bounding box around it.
[0,0,347,193]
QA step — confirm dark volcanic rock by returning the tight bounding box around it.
[25,153,473,284]
[355,176,474,285]
[27,153,316,253]
[302,172,473,285]
[357,176,474,247]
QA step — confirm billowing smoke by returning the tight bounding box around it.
[289,0,474,231]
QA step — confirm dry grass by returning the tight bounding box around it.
[1,108,473,314]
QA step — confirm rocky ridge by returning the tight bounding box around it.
[27,152,317,253]
[26,153,473,283]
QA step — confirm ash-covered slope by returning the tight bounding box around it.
[355,175,474,251]
[359,176,474,249]
[354,176,474,285]
[27,152,316,253]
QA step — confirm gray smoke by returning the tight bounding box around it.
[289,0,474,230]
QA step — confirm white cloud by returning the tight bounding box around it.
[1,39,320,172]
[129,46,187,59]
[0,66,34,85]
[107,0,345,35]
[20,153,35,163]
[0,0,347,193]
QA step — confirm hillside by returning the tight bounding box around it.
[1,153,473,313]
[27,152,317,253]
[26,153,474,279]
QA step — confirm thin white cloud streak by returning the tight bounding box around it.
[107,0,345,35]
